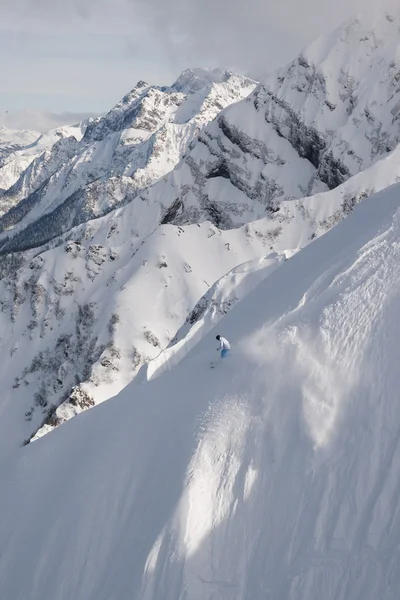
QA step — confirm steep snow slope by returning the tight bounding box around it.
[0,70,255,252]
[1,130,398,451]
[1,182,400,599]
[0,207,286,455]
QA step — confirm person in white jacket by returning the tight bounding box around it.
[216,334,230,359]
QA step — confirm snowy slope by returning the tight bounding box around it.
[0,205,287,455]
[0,126,40,157]
[0,70,255,253]
[1,7,400,450]
[1,181,400,599]
[1,109,399,451]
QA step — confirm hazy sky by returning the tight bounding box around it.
[0,0,376,129]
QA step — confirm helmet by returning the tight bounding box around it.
[216,335,221,340]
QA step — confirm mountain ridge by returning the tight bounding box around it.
[1,9,400,447]
[0,69,256,255]
[1,178,400,599]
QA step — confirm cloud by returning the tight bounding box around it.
[132,0,383,72]
[3,0,385,73]
[1,0,396,118]
[0,0,137,28]
[1,0,101,19]
[0,110,97,132]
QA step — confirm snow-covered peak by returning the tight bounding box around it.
[0,70,256,251]
[302,5,400,104]
[0,126,42,169]
[121,5,400,236]
[171,67,233,93]
[82,69,254,143]
[305,2,400,64]
[82,83,151,142]
[2,6,400,449]
[258,4,400,182]
[118,80,150,105]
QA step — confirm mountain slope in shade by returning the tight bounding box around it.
[1,182,400,599]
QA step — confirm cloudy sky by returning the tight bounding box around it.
[0,0,376,130]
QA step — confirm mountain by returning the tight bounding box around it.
[0,210,286,455]
[0,126,43,193]
[1,180,400,599]
[2,137,398,452]
[0,126,40,160]
[0,132,398,452]
[4,5,398,259]
[1,8,400,450]
[129,4,400,232]
[2,6,400,599]
[3,5,400,259]
[0,123,86,199]
[0,69,255,254]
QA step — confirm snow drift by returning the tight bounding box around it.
[1,182,400,599]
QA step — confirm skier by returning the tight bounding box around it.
[216,334,230,359]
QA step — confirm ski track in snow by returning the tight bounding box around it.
[2,8,400,598]
[0,184,400,599]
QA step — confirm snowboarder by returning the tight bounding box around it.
[216,334,230,359]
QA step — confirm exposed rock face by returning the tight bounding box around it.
[0,69,256,255]
[135,6,400,230]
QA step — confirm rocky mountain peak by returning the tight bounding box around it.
[171,67,233,93]
[0,69,256,256]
